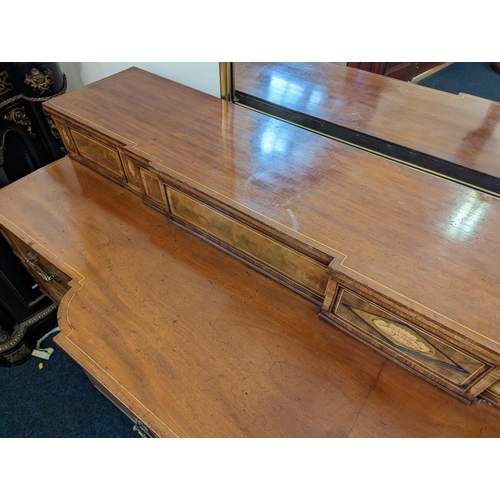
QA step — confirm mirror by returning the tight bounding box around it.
[229,62,500,196]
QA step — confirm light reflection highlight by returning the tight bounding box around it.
[259,124,288,155]
[266,75,304,106]
[445,190,487,241]
[307,89,324,108]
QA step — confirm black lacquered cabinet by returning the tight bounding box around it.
[0,62,66,364]
[0,62,66,186]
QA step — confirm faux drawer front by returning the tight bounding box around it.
[325,286,492,392]
[71,128,125,179]
[166,187,328,297]
[139,168,168,210]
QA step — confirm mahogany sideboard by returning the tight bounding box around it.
[1,67,500,437]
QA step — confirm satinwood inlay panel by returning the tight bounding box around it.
[167,187,329,296]
[71,129,125,179]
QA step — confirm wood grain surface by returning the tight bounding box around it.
[234,62,500,178]
[349,361,500,438]
[0,158,385,437]
[43,68,500,355]
[1,157,499,437]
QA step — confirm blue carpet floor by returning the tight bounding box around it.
[0,333,138,438]
[2,63,498,439]
[418,62,500,102]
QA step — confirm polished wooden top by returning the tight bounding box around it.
[1,157,499,437]
[44,68,500,353]
[234,62,500,178]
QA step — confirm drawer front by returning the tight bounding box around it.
[4,231,70,304]
[323,283,493,392]
[166,187,328,296]
[71,128,125,179]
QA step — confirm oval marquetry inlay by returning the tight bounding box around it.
[370,316,435,355]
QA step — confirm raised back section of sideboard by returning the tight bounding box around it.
[41,67,500,404]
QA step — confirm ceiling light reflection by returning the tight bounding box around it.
[259,124,288,155]
[266,75,304,106]
[445,190,487,241]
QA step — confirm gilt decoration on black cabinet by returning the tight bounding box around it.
[0,63,66,365]
[0,62,66,187]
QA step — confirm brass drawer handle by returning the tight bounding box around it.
[38,270,58,283]
[26,251,60,283]
[25,252,40,269]
[132,419,150,438]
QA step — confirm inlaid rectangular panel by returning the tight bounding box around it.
[71,129,125,179]
[326,286,492,391]
[166,187,328,296]
[139,168,168,208]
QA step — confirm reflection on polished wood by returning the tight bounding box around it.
[234,62,500,179]
[1,157,499,437]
